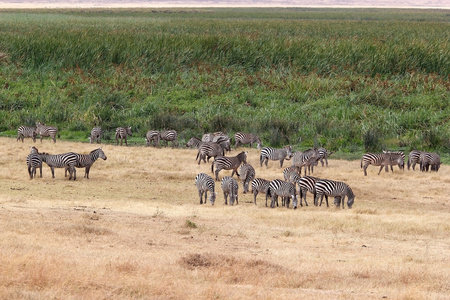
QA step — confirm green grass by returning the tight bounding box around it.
[0,8,449,159]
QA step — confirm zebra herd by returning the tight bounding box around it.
[17,122,59,143]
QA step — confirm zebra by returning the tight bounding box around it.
[26,153,43,179]
[89,127,102,144]
[145,130,160,147]
[197,142,225,165]
[283,166,299,182]
[234,132,262,149]
[291,148,319,176]
[251,178,271,206]
[361,152,404,176]
[186,137,202,149]
[212,151,247,181]
[115,126,132,146]
[268,179,298,209]
[317,147,333,167]
[239,163,255,194]
[260,146,292,168]
[202,132,227,143]
[17,126,37,143]
[297,175,321,207]
[407,150,422,171]
[160,130,178,148]
[383,150,406,172]
[420,152,441,172]
[314,179,355,209]
[35,121,59,143]
[221,176,239,206]
[39,152,79,180]
[195,173,216,205]
[65,148,107,179]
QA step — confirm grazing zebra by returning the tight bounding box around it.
[407,150,422,171]
[88,127,102,144]
[251,178,271,206]
[17,126,37,143]
[197,142,225,165]
[35,121,59,143]
[268,179,298,209]
[317,147,333,167]
[420,152,441,172]
[260,146,293,168]
[186,137,202,149]
[65,148,107,179]
[383,150,406,172]
[361,152,404,176]
[39,152,79,180]
[314,179,355,209]
[145,130,160,147]
[26,153,43,179]
[234,132,262,149]
[115,127,132,146]
[212,151,247,181]
[221,176,239,205]
[195,173,216,205]
[160,130,178,148]
[297,175,321,207]
[239,163,255,194]
[291,148,319,176]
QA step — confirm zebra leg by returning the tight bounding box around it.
[85,166,90,179]
[279,159,284,168]
[198,190,203,204]
[378,165,384,175]
[224,192,228,205]
[39,166,42,178]
[50,166,55,178]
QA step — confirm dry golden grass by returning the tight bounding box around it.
[0,137,449,299]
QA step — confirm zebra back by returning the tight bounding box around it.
[160,130,178,147]
[221,176,239,205]
[260,146,293,168]
[234,132,262,149]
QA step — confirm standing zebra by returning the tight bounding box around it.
[420,152,441,172]
[361,152,404,176]
[186,137,202,149]
[234,132,262,149]
[314,179,355,209]
[145,130,160,147]
[26,153,43,179]
[260,146,292,168]
[17,126,37,143]
[221,176,239,206]
[317,147,333,167]
[195,173,216,205]
[35,122,59,143]
[283,166,299,182]
[407,150,422,171]
[251,178,271,206]
[268,179,298,209]
[291,149,319,176]
[40,152,79,180]
[383,150,406,172]
[115,127,132,146]
[239,163,255,194]
[89,127,102,144]
[197,142,225,165]
[65,148,107,179]
[160,130,178,148]
[297,175,321,207]
[212,151,247,181]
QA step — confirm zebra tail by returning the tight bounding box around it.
[211,160,215,173]
[360,158,363,168]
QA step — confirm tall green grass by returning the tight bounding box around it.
[0,8,448,158]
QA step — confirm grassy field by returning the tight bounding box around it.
[0,137,449,299]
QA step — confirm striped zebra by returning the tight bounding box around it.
[89,127,102,144]
[383,150,406,172]
[186,137,202,149]
[202,132,227,143]
[407,150,422,171]
[297,175,321,207]
[419,152,441,172]
[260,146,293,168]
[17,126,37,143]
[197,142,225,165]
[160,130,178,148]
[291,149,319,176]
[234,132,262,149]
[212,151,247,181]
[40,152,79,180]
[283,166,299,182]
[239,163,255,194]
[35,122,59,143]
[221,176,239,206]
[115,127,132,146]
[268,179,298,209]
[145,130,161,147]
[314,179,355,209]
[361,152,404,176]
[317,147,333,167]
[26,153,43,179]
[65,148,107,179]
[251,178,271,206]
[195,173,216,205]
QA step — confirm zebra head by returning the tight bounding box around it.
[284,146,293,160]
[209,192,216,206]
[96,148,107,160]
[347,188,355,209]
[125,127,132,136]
[256,137,262,149]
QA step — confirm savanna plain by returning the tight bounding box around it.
[0,137,449,299]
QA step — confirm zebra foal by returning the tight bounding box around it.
[35,121,59,143]
[212,151,247,181]
[314,179,355,209]
[221,176,239,205]
[195,173,216,205]
[260,146,292,168]
[234,132,262,149]
[17,126,37,143]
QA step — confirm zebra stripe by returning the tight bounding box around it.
[297,176,321,207]
[35,122,59,143]
[39,152,79,180]
[26,153,42,179]
[361,152,404,176]
[268,179,298,209]
[317,147,333,167]
[160,130,178,148]
[65,148,107,179]
[260,146,293,168]
[115,127,132,146]
[251,178,271,206]
[283,166,299,182]
[202,132,227,143]
[419,152,441,172]
[221,176,239,206]
[212,151,247,181]
[239,163,255,194]
[89,127,102,144]
[314,179,355,209]
[234,132,262,149]
[407,150,422,171]
[17,126,37,143]
[195,173,216,205]
[291,148,319,176]
[383,150,406,172]
[197,142,224,165]
[146,130,160,147]
[186,137,202,149]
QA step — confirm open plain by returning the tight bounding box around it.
[0,137,449,299]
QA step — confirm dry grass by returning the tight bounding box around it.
[0,137,449,299]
